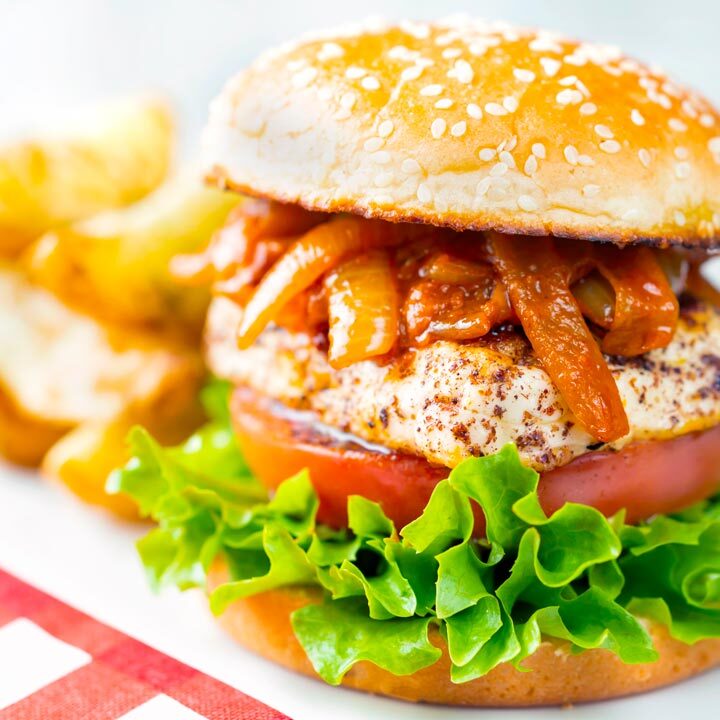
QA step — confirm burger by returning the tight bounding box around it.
[112,18,720,706]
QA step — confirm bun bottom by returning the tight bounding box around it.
[207,563,720,707]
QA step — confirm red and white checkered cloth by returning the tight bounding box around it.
[0,569,290,719]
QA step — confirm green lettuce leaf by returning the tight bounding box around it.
[111,390,720,686]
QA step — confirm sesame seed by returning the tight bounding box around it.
[377,120,394,137]
[657,94,673,109]
[442,47,462,59]
[387,45,411,60]
[490,162,509,176]
[450,59,474,84]
[669,118,687,132]
[675,162,691,179]
[600,140,621,154]
[479,148,496,161]
[700,113,716,128]
[467,103,483,119]
[638,148,652,167]
[292,67,318,88]
[485,102,508,116]
[371,151,391,164]
[576,80,591,98]
[374,172,394,187]
[524,155,538,174]
[681,99,698,118]
[362,76,380,90]
[317,42,344,61]
[363,137,384,152]
[420,84,444,96]
[532,143,547,159]
[674,147,689,160]
[287,59,306,72]
[431,118,447,138]
[564,54,587,67]
[556,89,583,105]
[505,136,518,151]
[333,108,351,121]
[558,75,579,86]
[401,65,423,81]
[578,154,595,166]
[540,57,561,77]
[564,145,580,165]
[503,96,519,113]
[622,209,640,221]
[580,102,598,116]
[639,77,656,90]
[476,177,492,196]
[675,210,686,226]
[435,98,453,109]
[400,20,430,40]
[318,87,333,101]
[594,124,614,139]
[583,184,601,197]
[417,183,432,202]
[401,158,422,174]
[340,92,357,109]
[709,137,720,153]
[345,66,366,79]
[499,150,516,168]
[513,68,536,82]
[517,195,538,211]
[631,109,645,126]
[530,38,563,53]
[450,121,467,137]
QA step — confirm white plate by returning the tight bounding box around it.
[0,463,718,720]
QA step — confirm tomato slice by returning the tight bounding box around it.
[231,387,720,532]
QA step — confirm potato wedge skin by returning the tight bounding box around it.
[0,265,206,516]
[26,181,240,333]
[0,99,173,256]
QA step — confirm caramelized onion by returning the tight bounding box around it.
[171,199,323,286]
[572,271,615,329]
[488,233,629,443]
[655,250,690,295]
[326,250,399,368]
[403,278,512,344]
[594,245,678,356]
[420,252,495,285]
[236,216,411,348]
[687,262,720,307]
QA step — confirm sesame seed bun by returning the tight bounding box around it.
[207,563,720,707]
[202,18,720,247]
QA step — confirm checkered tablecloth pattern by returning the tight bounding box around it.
[0,569,290,719]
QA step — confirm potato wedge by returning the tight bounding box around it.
[0,98,173,256]
[42,381,204,519]
[0,263,203,433]
[26,177,240,332]
[0,384,70,466]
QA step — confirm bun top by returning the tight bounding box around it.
[202,17,720,247]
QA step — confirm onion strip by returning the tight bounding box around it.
[326,250,399,368]
[236,216,410,348]
[488,233,629,443]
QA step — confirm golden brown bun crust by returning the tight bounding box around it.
[203,18,720,247]
[208,563,720,707]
